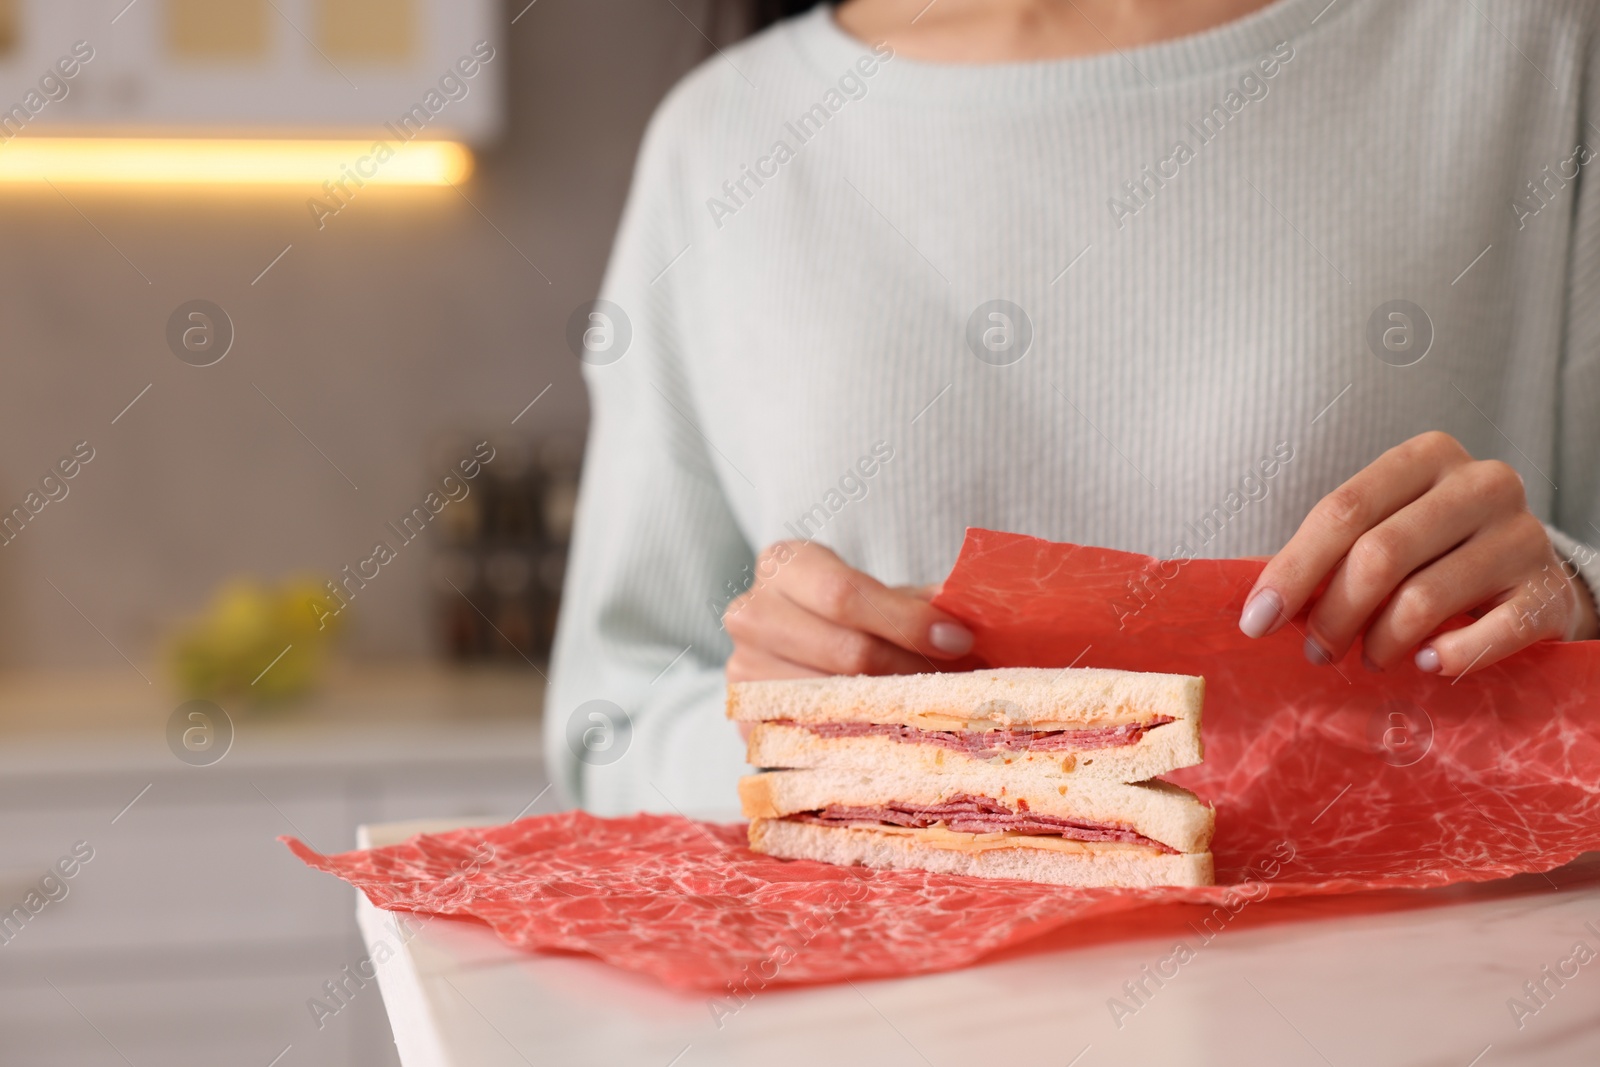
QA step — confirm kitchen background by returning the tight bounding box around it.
[0,1,735,1063]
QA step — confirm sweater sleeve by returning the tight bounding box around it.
[543,100,754,819]
[1548,30,1600,614]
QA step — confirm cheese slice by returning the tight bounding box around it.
[899,710,1156,731]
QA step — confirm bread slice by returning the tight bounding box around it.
[739,767,1213,854]
[749,817,1213,888]
[727,667,1203,730]
[745,718,1197,784]
[728,668,1203,782]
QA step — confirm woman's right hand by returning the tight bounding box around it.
[722,540,974,682]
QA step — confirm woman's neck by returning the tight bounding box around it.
[834,0,1279,63]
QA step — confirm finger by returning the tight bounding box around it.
[1241,432,1465,638]
[725,646,828,683]
[1417,583,1568,677]
[1304,462,1523,663]
[729,586,932,676]
[778,543,973,657]
[1361,516,1550,668]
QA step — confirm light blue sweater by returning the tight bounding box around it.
[548,0,1600,818]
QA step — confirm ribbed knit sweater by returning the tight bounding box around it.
[547,0,1600,818]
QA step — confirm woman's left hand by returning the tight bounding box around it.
[1238,431,1598,676]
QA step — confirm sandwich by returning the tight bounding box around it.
[732,667,1213,888]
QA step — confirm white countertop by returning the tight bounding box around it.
[353,820,1600,1067]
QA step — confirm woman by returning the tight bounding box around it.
[548,0,1600,817]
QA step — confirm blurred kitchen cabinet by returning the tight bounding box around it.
[0,667,544,1067]
[0,0,503,143]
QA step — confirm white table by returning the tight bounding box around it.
[355,820,1600,1067]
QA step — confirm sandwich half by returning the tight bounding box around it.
[731,667,1204,783]
[732,667,1214,888]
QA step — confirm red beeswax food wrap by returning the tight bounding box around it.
[284,531,1600,991]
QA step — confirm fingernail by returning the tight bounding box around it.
[929,621,973,655]
[1238,589,1284,639]
[1415,646,1441,673]
[1304,637,1331,666]
[1361,650,1382,673]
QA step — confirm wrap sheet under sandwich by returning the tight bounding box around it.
[284,529,1600,991]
